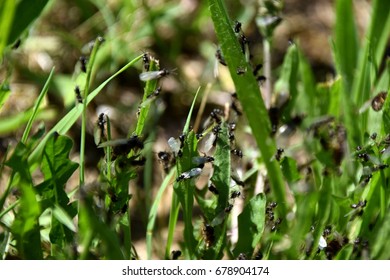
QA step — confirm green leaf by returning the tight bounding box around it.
[201,121,230,259]
[372,208,390,259]
[6,142,42,259]
[21,67,54,144]
[36,133,78,247]
[146,168,175,259]
[171,89,200,259]
[334,0,358,92]
[6,0,50,46]
[274,43,299,120]
[280,157,300,183]
[0,0,16,57]
[233,193,266,257]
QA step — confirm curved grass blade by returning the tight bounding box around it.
[21,67,54,144]
[146,168,175,259]
[135,58,159,136]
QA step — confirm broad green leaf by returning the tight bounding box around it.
[233,193,266,257]
[6,142,42,259]
[6,0,50,47]
[280,157,300,183]
[36,133,78,247]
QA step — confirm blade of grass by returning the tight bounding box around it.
[0,0,16,57]
[21,67,54,144]
[333,0,360,147]
[135,59,158,136]
[208,0,287,218]
[80,37,104,185]
[172,87,200,259]
[165,192,180,259]
[146,168,175,259]
[201,121,230,259]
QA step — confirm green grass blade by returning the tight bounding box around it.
[165,192,180,259]
[146,168,175,259]
[334,0,358,92]
[79,37,104,185]
[5,0,50,47]
[200,121,230,259]
[208,0,287,218]
[27,54,143,165]
[275,43,299,120]
[297,50,317,117]
[135,59,158,136]
[21,67,54,144]
[172,89,200,259]
[0,0,16,57]
[333,0,360,147]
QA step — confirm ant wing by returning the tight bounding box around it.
[98,138,128,148]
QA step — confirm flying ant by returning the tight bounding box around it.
[236,66,246,75]
[202,223,215,248]
[98,135,144,156]
[238,34,249,55]
[231,149,243,158]
[192,155,214,168]
[158,151,172,173]
[139,68,174,82]
[252,64,263,76]
[142,52,151,71]
[171,250,182,260]
[234,20,242,33]
[74,85,83,104]
[94,113,106,145]
[176,167,202,182]
[230,93,242,116]
[215,49,227,66]
[210,108,223,124]
[79,55,88,73]
[230,190,241,199]
[371,91,387,111]
[168,136,183,157]
[208,183,219,195]
[275,148,284,161]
